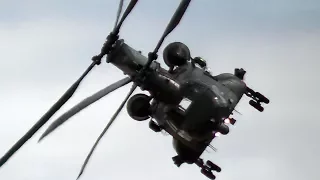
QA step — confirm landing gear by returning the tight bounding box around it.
[255,92,270,104]
[195,158,204,167]
[172,155,184,167]
[127,93,151,121]
[201,168,216,180]
[206,161,221,172]
[249,100,264,112]
[245,87,270,112]
[195,158,221,179]
[149,120,162,132]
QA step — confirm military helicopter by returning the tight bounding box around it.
[0,0,270,179]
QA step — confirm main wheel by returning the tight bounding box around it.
[255,92,270,104]
[201,168,216,180]
[195,158,204,168]
[249,100,264,112]
[127,94,151,121]
[206,161,221,172]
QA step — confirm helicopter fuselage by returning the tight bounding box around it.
[107,39,247,164]
[150,63,247,164]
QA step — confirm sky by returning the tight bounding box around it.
[0,0,319,180]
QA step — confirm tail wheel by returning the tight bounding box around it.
[201,168,216,180]
[255,92,270,104]
[249,100,264,112]
[206,161,221,172]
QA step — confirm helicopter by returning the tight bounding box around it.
[0,0,270,180]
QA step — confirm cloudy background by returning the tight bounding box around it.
[0,0,319,180]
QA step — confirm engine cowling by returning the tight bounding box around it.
[163,42,191,67]
[127,93,151,121]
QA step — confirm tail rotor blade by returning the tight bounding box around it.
[153,0,191,54]
[0,61,98,168]
[76,83,137,179]
[114,0,124,29]
[38,77,132,142]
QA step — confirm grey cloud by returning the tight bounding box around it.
[1,0,319,33]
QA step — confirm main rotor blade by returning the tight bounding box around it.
[0,61,98,168]
[38,77,132,142]
[153,0,191,54]
[92,0,138,61]
[76,83,137,180]
[113,0,138,33]
[114,0,124,29]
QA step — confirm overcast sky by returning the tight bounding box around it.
[0,0,319,180]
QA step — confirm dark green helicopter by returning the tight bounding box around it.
[0,0,270,179]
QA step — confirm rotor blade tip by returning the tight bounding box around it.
[37,131,49,142]
[76,172,83,180]
[37,136,44,143]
